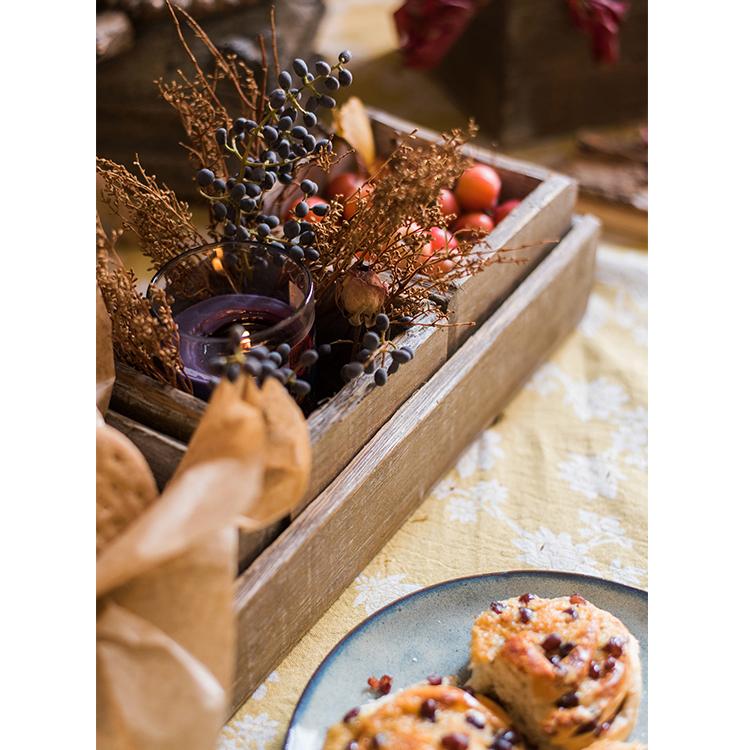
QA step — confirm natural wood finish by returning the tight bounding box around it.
[111,364,205,444]
[104,411,186,491]
[438,0,647,145]
[230,214,600,712]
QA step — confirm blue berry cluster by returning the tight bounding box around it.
[196,50,353,261]
[341,313,414,387]
[208,325,319,398]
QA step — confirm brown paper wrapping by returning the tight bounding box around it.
[97,363,311,749]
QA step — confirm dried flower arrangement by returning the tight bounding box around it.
[96,2,523,404]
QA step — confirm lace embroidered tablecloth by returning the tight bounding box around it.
[219,242,648,749]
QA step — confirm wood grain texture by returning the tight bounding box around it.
[230,214,600,713]
[104,411,186,491]
[437,0,647,145]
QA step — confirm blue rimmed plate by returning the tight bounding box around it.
[285,571,647,749]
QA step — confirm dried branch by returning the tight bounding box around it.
[312,124,518,323]
[97,156,205,270]
[96,214,189,391]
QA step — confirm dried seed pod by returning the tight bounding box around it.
[336,266,388,326]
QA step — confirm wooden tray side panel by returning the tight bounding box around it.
[230,215,600,711]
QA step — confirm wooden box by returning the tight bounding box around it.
[107,213,600,711]
[109,108,576,566]
[438,0,647,145]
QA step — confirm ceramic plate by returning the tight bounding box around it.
[285,571,647,749]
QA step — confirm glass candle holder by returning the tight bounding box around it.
[149,241,314,399]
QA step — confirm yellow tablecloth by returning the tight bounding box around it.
[218,241,647,749]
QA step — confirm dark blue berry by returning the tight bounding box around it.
[269,89,286,109]
[338,68,353,87]
[262,125,278,143]
[246,182,261,198]
[278,70,292,89]
[215,128,228,146]
[341,362,364,381]
[243,358,261,377]
[302,111,317,128]
[224,222,237,236]
[363,331,380,351]
[299,230,316,245]
[311,202,329,217]
[257,223,271,237]
[303,247,320,260]
[239,196,256,212]
[233,117,247,132]
[292,58,308,77]
[375,313,390,332]
[212,202,227,220]
[300,179,318,196]
[318,344,332,356]
[289,245,305,262]
[299,349,319,368]
[284,220,300,238]
[197,168,214,187]
[226,362,241,382]
[314,60,331,76]
[324,76,340,91]
[291,125,308,140]
[230,183,246,202]
[339,50,352,63]
[212,178,226,192]
[320,94,336,109]
[295,201,309,218]
[291,380,311,397]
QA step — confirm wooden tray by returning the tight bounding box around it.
[110,108,576,564]
[107,213,600,711]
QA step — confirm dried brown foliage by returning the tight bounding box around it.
[156,2,262,182]
[96,214,189,391]
[97,156,204,271]
[312,126,520,323]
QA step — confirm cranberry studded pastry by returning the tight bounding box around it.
[469,594,641,750]
[323,681,529,750]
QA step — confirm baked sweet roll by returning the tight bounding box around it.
[323,681,530,750]
[469,594,641,750]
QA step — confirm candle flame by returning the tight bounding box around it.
[211,247,224,272]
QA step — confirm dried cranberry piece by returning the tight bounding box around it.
[342,707,359,723]
[441,732,469,750]
[559,642,575,657]
[420,698,438,722]
[569,594,587,605]
[556,691,580,708]
[519,593,536,604]
[367,674,393,695]
[345,742,359,750]
[542,633,562,652]
[490,601,506,614]
[603,656,617,672]
[588,662,602,680]
[604,636,624,657]
[501,729,519,744]
[492,740,512,750]
[427,674,443,685]
[574,720,597,735]
[465,710,485,729]
[594,721,611,737]
[372,732,388,749]
[518,607,533,624]
[563,607,578,620]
